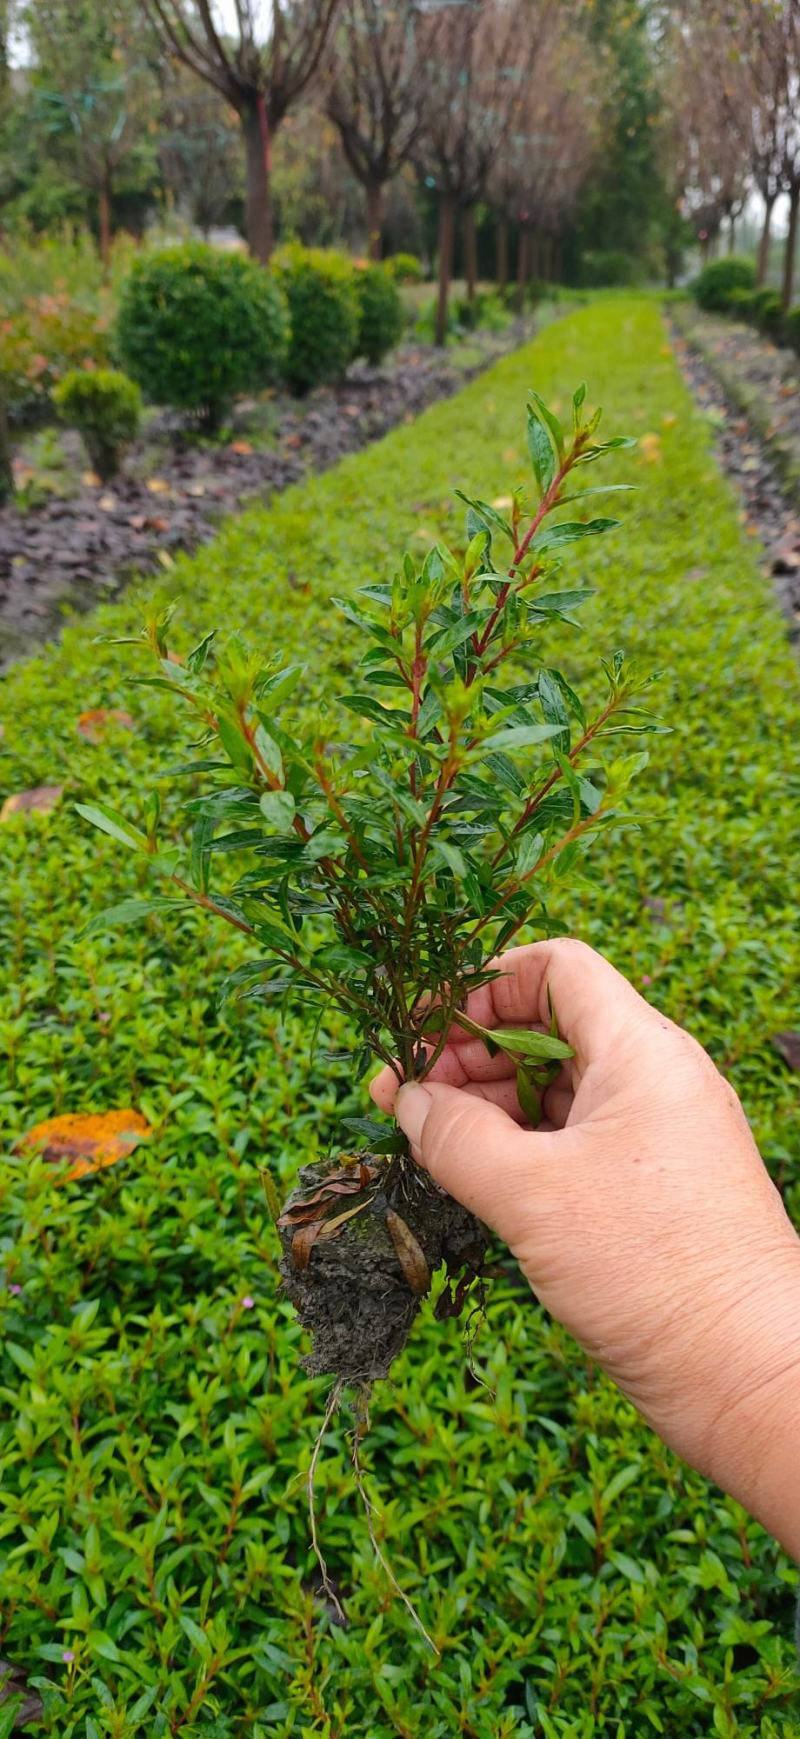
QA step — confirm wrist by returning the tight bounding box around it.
[701,1235,800,1557]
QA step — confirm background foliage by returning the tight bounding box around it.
[1,300,799,1733]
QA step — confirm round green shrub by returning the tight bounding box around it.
[115,243,289,428]
[579,248,642,288]
[354,263,404,364]
[751,286,784,341]
[273,244,360,393]
[693,255,756,313]
[386,252,424,284]
[726,287,758,321]
[53,367,142,479]
[783,306,800,355]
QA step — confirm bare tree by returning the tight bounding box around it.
[487,12,602,294]
[139,0,342,260]
[414,0,550,343]
[326,0,425,258]
[663,9,750,263]
[741,0,800,304]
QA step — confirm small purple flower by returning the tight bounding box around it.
[8,1284,22,1296]
[62,1650,75,1663]
[241,1295,255,1310]
[641,974,653,987]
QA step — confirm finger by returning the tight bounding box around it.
[394,1079,560,1240]
[476,938,654,1061]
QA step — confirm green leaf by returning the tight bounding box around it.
[514,831,544,879]
[217,714,252,772]
[424,611,484,659]
[190,812,214,894]
[74,802,147,853]
[528,389,564,458]
[533,517,620,554]
[80,897,185,937]
[179,1614,212,1658]
[432,839,467,877]
[481,724,559,752]
[526,406,556,496]
[259,790,296,831]
[253,722,283,779]
[516,1065,542,1127]
[490,1027,573,1061]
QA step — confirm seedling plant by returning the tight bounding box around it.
[79,383,654,1397]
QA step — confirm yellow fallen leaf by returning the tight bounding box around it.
[77,708,135,742]
[146,477,170,494]
[661,413,677,428]
[82,470,101,488]
[16,1109,151,1182]
[639,433,662,463]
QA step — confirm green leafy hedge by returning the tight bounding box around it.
[1,299,799,1735]
[693,255,757,313]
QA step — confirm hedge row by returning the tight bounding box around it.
[692,256,800,352]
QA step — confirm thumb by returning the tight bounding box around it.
[395,1080,555,1245]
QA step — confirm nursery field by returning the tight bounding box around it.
[2,297,800,1735]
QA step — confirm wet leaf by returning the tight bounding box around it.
[0,785,63,822]
[385,1208,430,1295]
[16,1109,151,1181]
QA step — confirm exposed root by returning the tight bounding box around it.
[307,1379,345,1625]
[350,1406,438,1657]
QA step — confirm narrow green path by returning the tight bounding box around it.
[1,300,798,1734]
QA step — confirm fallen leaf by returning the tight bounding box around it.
[185,482,206,497]
[385,1207,430,1295]
[661,413,677,428]
[230,439,253,455]
[639,433,662,464]
[146,477,170,494]
[772,1032,800,1072]
[0,785,63,822]
[16,1109,151,1181]
[0,1655,44,1727]
[98,493,117,511]
[81,469,101,487]
[77,708,135,742]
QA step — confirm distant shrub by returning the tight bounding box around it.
[726,287,759,320]
[783,306,800,355]
[273,244,359,393]
[116,243,289,428]
[385,252,424,284]
[751,287,784,341]
[452,289,509,332]
[354,263,404,363]
[53,368,142,480]
[579,249,642,288]
[693,256,756,312]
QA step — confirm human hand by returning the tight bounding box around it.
[370,939,800,1555]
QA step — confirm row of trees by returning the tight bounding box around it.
[3,1,800,317]
[666,0,800,308]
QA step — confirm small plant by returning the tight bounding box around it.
[79,384,654,1389]
[693,255,756,313]
[354,261,405,363]
[53,367,142,480]
[273,244,360,393]
[115,243,289,430]
[386,252,425,284]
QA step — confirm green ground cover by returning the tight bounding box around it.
[1,298,799,1736]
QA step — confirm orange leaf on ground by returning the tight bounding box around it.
[229,440,253,455]
[77,708,135,742]
[0,786,63,822]
[16,1110,152,1181]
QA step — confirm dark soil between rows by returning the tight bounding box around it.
[669,315,800,642]
[0,323,536,672]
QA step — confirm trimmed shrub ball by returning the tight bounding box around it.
[354,262,404,364]
[273,244,360,393]
[53,367,142,479]
[693,256,756,313]
[115,243,289,429]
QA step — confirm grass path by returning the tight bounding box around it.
[1,298,799,1735]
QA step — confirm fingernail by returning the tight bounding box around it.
[395,1082,432,1149]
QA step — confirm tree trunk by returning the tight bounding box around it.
[529,230,542,280]
[435,192,455,346]
[242,91,273,263]
[700,232,711,264]
[0,385,13,506]
[98,178,112,280]
[782,182,799,312]
[757,194,775,286]
[542,234,554,281]
[516,224,529,309]
[463,205,478,300]
[366,179,383,260]
[496,214,508,291]
[552,235,563,283]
